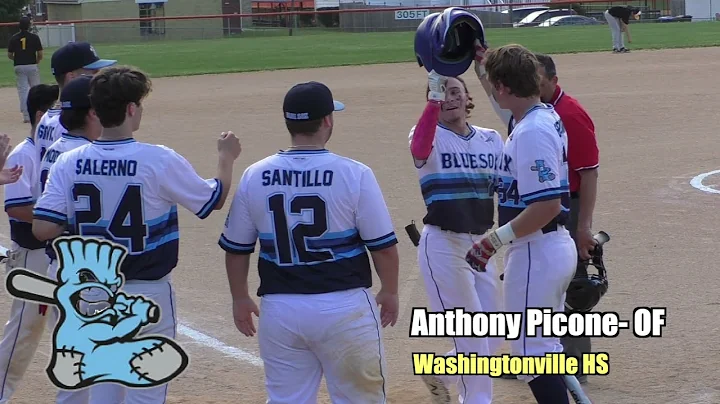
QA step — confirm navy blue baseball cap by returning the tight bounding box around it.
[51,41,117,76]
[283,81,345,121]
[60,75,93,110]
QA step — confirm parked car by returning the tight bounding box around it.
[657,15,692,23]
[514,9,577,27]
[537,15,602,27]
[501,6,549,23]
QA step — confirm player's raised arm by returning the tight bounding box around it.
[355,166,399,327]
[157,134,241,219]
[409,71,446,163]
[474,43,513,130]
[218,171,259,336]
[32,154,69,241]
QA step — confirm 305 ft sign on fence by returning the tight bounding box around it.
[394,10,429,20]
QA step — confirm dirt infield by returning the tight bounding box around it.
[0,46,718,404]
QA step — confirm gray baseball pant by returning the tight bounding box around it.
[603,10,625,50]
[14,64,41,121]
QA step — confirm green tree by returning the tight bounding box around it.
[0,0,29,23]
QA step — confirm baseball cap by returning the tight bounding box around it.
[60,75,93,110]
[51,41,117,76]
[283,81,345,121]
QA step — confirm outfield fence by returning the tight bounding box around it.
[0,0,717,45]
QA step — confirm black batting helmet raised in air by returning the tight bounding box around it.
[564,231,610,312]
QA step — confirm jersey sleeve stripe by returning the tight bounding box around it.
[218,234,255,255]
[363,231,398,251]
[524,193,563,203]
[33,207,67,224]
[4,196,35,209]
[521,186,569,203]
[196,178,223,220]
[574,164,599,172]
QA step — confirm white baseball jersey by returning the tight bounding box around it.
[38,133,94,260]
[496,103,571,241]
[409,123,504,234]
[33,138,223,280]
[219,149,398,296]
[3,137,44,250]
[34,108,67,169]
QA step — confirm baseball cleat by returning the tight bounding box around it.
[620,48,630,53]
[421,375,451,403]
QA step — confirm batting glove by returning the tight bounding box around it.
[465,231,503,272]
[427,70,447,102]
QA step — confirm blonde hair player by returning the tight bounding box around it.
[409,69,504,404]
[466,44,579,404]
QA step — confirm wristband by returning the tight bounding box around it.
[495,223,517,245]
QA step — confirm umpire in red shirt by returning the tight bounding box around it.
[534,53,599,384]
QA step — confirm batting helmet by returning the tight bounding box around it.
[565,231,610,312]
[414,7,487,77]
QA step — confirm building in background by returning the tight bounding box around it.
[43,0,227,43]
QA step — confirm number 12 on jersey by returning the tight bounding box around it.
[267,193,333,265]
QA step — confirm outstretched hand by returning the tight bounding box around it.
[0,165,22,185]
[0,134,13,171]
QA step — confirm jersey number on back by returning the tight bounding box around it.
[268,193,331,265]
[72,183,148,253]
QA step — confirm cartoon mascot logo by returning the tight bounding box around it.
[5,236,189,390]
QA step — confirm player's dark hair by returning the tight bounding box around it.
[484,44,541,99]
[60,109,91,132]
[19,17,30,31]
[27,84,60,127]
[534,53,557,79]
[89,65,152,128]
[285,119,324,137]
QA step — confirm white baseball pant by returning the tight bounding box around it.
[14,64,40,121]
[0,244,49,404]
[259,287,387,404]
[502,227,577,383]
[417,224,502,404]
[86,275,178,404]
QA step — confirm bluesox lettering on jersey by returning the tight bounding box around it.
[75,159,138,177]
[261,169,333,187]
[441,152,498,170]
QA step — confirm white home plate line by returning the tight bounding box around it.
[690,170,720,194]
[177,322,264,368]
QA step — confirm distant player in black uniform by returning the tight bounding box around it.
[7,16,43,123]
[603,6,641,53]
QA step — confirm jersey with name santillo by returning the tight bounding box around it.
[33,138,224,281]
[219,149,398,296]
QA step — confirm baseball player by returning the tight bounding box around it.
[409,70,503,404]
[476,47,601,384]
[466,45,577,404]
[0,84,57,404]
[219,81,399,404]
[32,66,242,404]
[34,41,116,168]
[604,6,641,53]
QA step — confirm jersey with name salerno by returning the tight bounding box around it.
[33,138,224,280]
[3,137,44,250]
[219,149,398,296]
[35,109,67,168]
[409,123,503,234]
[496,104,571,240]
[39,133,94,260]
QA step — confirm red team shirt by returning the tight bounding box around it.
[548,85,599,194]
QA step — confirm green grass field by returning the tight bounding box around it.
[2,21,719,88]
